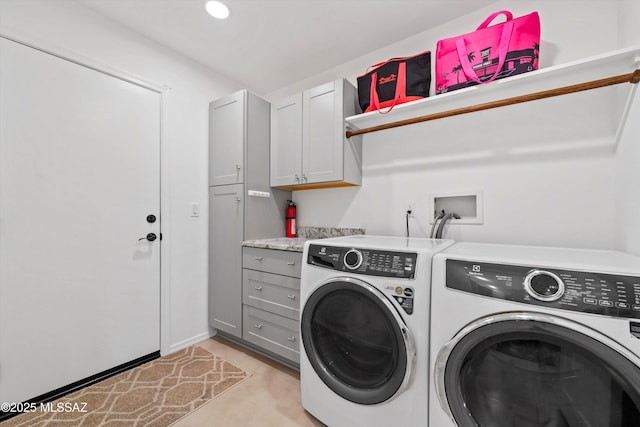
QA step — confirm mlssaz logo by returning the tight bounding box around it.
[378,74,397,85]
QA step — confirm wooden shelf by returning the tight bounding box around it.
[345,47,640,146]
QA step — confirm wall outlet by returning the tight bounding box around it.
[407,201,415,216]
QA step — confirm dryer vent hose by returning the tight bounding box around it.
[431,211,460,239]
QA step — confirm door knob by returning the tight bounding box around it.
[138,233,157,242]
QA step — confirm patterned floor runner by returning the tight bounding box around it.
[1,345,250,426]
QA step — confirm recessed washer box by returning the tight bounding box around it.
[428,192,483,225]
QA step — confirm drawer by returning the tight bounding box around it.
[242,247,302,278]
[243,269,300,320]
[242,306,299,364]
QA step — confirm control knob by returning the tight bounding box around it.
[524,270,565,302]
[343,249,363,270]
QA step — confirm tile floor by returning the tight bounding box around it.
[172,336,325,427]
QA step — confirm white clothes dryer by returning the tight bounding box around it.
[300,235,454,427]
[429,242,640,427]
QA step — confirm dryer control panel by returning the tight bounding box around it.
[446,259,640,319]
[307,244,417,279]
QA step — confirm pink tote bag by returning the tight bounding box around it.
[435,11,540,94]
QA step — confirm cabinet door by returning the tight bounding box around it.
[302,80,344,184]
[209,184,244,338]
[209,91,245,186]
[270,93,303,187]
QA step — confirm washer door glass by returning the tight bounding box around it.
[441,316,640,427]
[301,278,412,405]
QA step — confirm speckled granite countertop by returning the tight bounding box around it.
[242,237,309,252]
[242,227,365,253]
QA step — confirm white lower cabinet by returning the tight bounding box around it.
[242,307,299,363]
[242,247,302,365]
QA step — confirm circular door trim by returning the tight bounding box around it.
[434,311,640,423]
[301,276,416,405]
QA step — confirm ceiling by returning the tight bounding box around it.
[80,0,497,94]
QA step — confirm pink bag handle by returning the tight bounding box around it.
[455,20,513,86]
[369,62,406,114]
[476,10,513,30]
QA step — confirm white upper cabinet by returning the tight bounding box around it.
[270,93,303,187]
[209,90,245,186]
[270,79,362,190]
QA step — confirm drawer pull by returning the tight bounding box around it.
[287,336,296,342]
[254,324,263,329]
[254,256,263,261]
[287,261,296,266]
[287,294,296,300]
[254,286,263,291]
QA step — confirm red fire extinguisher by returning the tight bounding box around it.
[286,200,297,238]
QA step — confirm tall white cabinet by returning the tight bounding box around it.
[209,90,289,338]
[270,79,362,190]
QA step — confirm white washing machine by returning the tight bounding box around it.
[429,242,640,427]
[300,235,454,427]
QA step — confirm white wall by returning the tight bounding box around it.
[1,0,634,359]
[615,0,640,256]
[268,0,625,250]
[0,0,242,353]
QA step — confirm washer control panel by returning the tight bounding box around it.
[446,259,640,319]
[307,244,417,279]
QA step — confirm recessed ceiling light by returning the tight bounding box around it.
[205,1,230,19]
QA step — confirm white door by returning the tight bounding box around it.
[0,37,161,403]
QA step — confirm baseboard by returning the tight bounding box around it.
[167,331,211,354]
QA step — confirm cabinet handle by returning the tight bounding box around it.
[254,324,263,329]
[235,164,241,171]
[287,261,295,266]
[235,197,241,203]
[287,336,296,342]
[287,294,296,300]
[254,286,263,291]
[302,174,308,183]
[294,174,300,183]
[254,256,263,261]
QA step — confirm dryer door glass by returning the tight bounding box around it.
[301,279,411,405]
[442,318,640,427]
